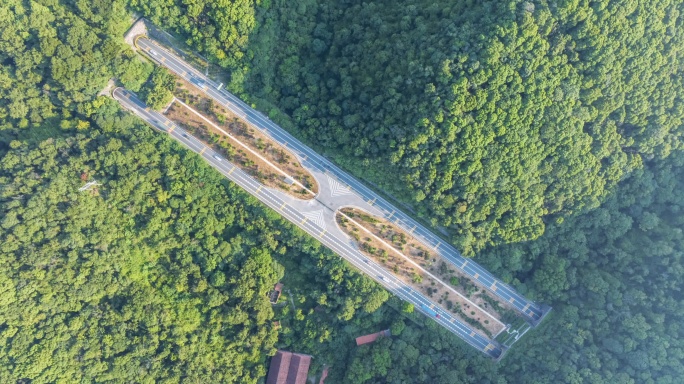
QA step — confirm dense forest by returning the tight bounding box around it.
[0,90,389,382]
[1,0,683,383]
[241,0,684,255]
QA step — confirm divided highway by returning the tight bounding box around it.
[134,36,550,327]
[113,87,505,359]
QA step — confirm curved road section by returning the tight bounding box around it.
[113,87,505,359]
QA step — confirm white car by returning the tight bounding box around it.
[212,154,222,161]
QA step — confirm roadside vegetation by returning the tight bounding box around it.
[336,208,508,337]
[164,77,318,198]
[138,67,175,110]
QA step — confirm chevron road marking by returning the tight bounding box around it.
[326,174,353,197]
[302,209,326,229]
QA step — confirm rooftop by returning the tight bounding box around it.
[355,329,391,346]
[266,350,312,384]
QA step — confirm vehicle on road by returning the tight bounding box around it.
[421,304,441,318]
[212,154,222,161]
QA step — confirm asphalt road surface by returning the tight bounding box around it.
[134,37,550,328]
[113,87,506,359]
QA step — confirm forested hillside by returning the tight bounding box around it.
[0,0,155,132]
[1,109,282,382]
[2,0,684,383]
[327,150,684,383]
[0,100,392,382]
[236,0,684,254]
[3,114,682,383]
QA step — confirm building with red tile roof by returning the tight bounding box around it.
[269,283,284,304]
[266,350,312,384]
[318,366,329,384]
[355,329,391,346]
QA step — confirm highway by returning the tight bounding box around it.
[134,36,550,327]
[113,87,505,359]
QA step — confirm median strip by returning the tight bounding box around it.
[165,96,318,199]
